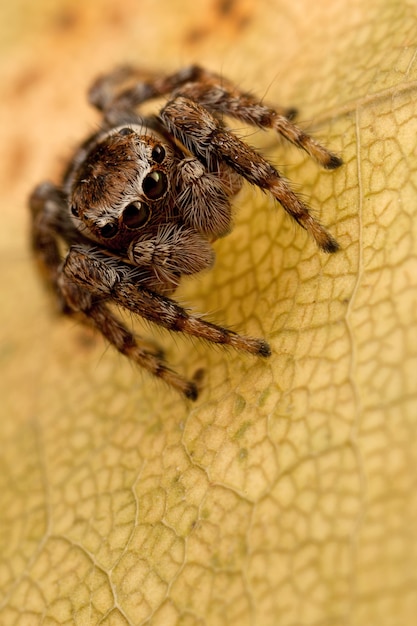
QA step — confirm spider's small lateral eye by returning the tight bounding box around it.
[100,222,118,239]
[122,202,151,229]
[119,127,134,136]
[70,204,79,217]
[151,144,166,163]
[142,170,168,200]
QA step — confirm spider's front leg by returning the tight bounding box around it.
[62,246,270,398]
[161,97,339,253]
[59,246,201,399]
[175,80,341,170]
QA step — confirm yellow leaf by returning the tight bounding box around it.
[1,0,417,624]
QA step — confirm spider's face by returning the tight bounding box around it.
[69,126,175,247]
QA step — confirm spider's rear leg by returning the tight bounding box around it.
[88,66,157,112]
[29,182,77,312]
[90,63,295,127]
[89,65,223,113]
[161,97,339,252]
[174,81,342,170]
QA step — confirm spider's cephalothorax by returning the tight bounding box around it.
[30,65,342,399]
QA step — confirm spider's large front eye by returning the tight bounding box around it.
[142,170,168,200]
[122,201,151,229]
[100,222,118,239]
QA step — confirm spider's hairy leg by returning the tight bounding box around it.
[88,66,156,112]
[176,82,342,170]
[77,302,199,399]
[161,97,339,253]
[114,282,272,357]
[59,249,199,399]
[170,66,298,120]
[29,182,72,309]
[89,64,220,113]
[63,246,271,358]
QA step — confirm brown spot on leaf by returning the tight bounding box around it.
[4,139,30,183]
[185,27,210,44]
[51,7,79,32]
[184,0,253,47]
[11,68,43,98]
[217,0,236,15]
[213,0,253,30]
[75,327,99,351]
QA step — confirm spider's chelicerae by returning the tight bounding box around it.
[30,65,342,400]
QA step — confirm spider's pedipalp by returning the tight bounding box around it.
[176,157,235,238]
[128,223,215,280]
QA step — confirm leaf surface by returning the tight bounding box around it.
[1,1,417,624]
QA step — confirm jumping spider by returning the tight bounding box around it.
[30,65,342,400]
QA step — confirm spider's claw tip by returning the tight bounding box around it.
[322,236,340,254]
[184,382,199,401]
[257,340,272,358]
[285,107,298,121]
[184,368,205,401]
[192,368,205,384]
[324,154,343,170]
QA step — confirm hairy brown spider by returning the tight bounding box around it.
[29,65,342,400]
